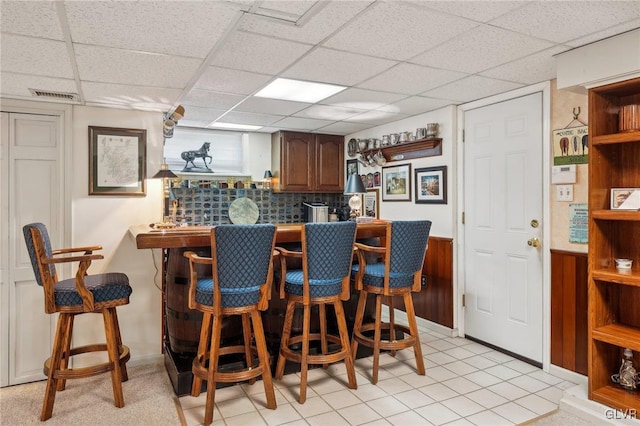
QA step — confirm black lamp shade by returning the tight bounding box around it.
[344,173,366,194]
[152,164,177,179]
[264,170,273,178]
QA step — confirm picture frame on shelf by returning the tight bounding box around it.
[89,126,146,196]
[364,188,380,219]
[610,188,640,210]
[382,163,411,201]
[415,166,447,204]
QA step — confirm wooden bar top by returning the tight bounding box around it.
[131,221,388,249]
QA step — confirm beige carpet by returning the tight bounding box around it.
[0,357,183,425]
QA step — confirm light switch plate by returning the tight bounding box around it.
[556,184,574,201]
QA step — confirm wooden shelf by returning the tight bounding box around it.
[592,210,640,221]
[592,131,640,145]
[358,138,442,162]
[592,323,640,351]
[592,268,640,287]
[591,385,640,413]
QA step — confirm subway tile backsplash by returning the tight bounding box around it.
[171,188,349,225]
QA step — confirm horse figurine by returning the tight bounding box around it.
[181,142,212,171]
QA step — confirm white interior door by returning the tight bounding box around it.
[1,111,64,385]
[463,93,543,364]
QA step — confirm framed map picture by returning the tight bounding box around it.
[89,126,146,196]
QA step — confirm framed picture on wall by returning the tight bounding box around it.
[415,166,447,204]
[346,159,358,178]
[364,188,380,218]
[382,163,411,201]
[89,126,146,196]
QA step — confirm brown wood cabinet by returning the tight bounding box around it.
[588,77,640,412]
[271,131,344,192]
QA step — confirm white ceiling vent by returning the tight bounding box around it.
[29,88,79,102]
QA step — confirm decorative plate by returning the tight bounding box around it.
[348,138,357,157]
[229,197,259,224]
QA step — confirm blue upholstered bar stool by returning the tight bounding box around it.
[274,222,358,403]
[184,224,277,426]
[351,220,432,384]
[22,223,132,421]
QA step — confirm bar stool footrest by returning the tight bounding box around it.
[280,333,349,365]
[354,322,416,351]
[193,345,266,383]
[44,344,130,380]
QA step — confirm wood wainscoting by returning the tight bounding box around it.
[391,236,454,328]
[550,249,588,375]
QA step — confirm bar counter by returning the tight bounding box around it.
[131,221,387,395]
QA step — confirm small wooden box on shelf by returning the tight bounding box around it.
[588,76,640,413]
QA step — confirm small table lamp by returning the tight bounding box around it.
[263,170,273,189]
[344,173,366,219]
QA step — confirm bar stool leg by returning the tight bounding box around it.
[275,299,295,380]
[103,307,125,408]
[56,314,74,391]
[372,294,383,385]
[242,313,257,385]
[388,296,396,357]
[334,301,357,390]
[351,290,367,360]
[112,310,128,382]
[192,313,212,397]
[203,314,222,426]
[250,310,276,409]
[41,313,71,421]
[403,292,425,375]
[298,303,311,403]
[319,303,328,369]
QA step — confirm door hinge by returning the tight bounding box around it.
[462,294,466,307]
[461,212,465,224]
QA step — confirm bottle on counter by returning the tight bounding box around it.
[329,208,338,222]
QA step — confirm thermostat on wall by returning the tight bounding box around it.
[552,165,577,184]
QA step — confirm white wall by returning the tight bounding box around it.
[70,106,165,362]
[346,105,457,239]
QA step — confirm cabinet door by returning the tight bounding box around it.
[315,134,344,192]
[281,131,314,191]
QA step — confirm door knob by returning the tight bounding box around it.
[527,237,540,248]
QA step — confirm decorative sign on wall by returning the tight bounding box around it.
[553,125,588,165]
[569,203,588,244]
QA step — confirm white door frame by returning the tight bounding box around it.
[0,99,71,386]
[455,81,552,371]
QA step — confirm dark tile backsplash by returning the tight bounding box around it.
[170,188,350,225]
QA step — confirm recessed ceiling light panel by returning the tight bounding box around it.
[254,78,346,103]
[208,122,263,131]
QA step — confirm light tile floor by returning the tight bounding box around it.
[179,327,575,426]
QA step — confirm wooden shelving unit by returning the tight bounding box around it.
[588,77,640,413]
[359,138,442,162]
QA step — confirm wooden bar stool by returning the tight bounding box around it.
[274,222,358,403]
[183,224,277,426]
[351,220,431,384]
[22,223,132,421]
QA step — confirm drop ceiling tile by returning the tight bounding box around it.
[0,73,77,98]
[74,45,201,88]
[413,1,526,23]
[282,47,397,86]
[215,110,284,126]
[412,25,554,74]
[321,88,407,110]
[422,75,523,104]
[294,104,367,121]
[0,1,63,40]
[315,121,373,135]
[65,1,241,58]
[359,63,468,95]
[1,35,73,78]
[81,82,182,110]
[176,106,227,122]
[239,1,372,45]
[234,97,310,116]
[271,116,335,131]
[324,1,478,61]
[210,31,312,75]
[489,1,640,44]
[566,18,640,47]
[182,89,245,110]
[194,67,271,95]
[344,109,410,126]
[480,46,569,85]
[378,96,453,115]
[257,0,316,17]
